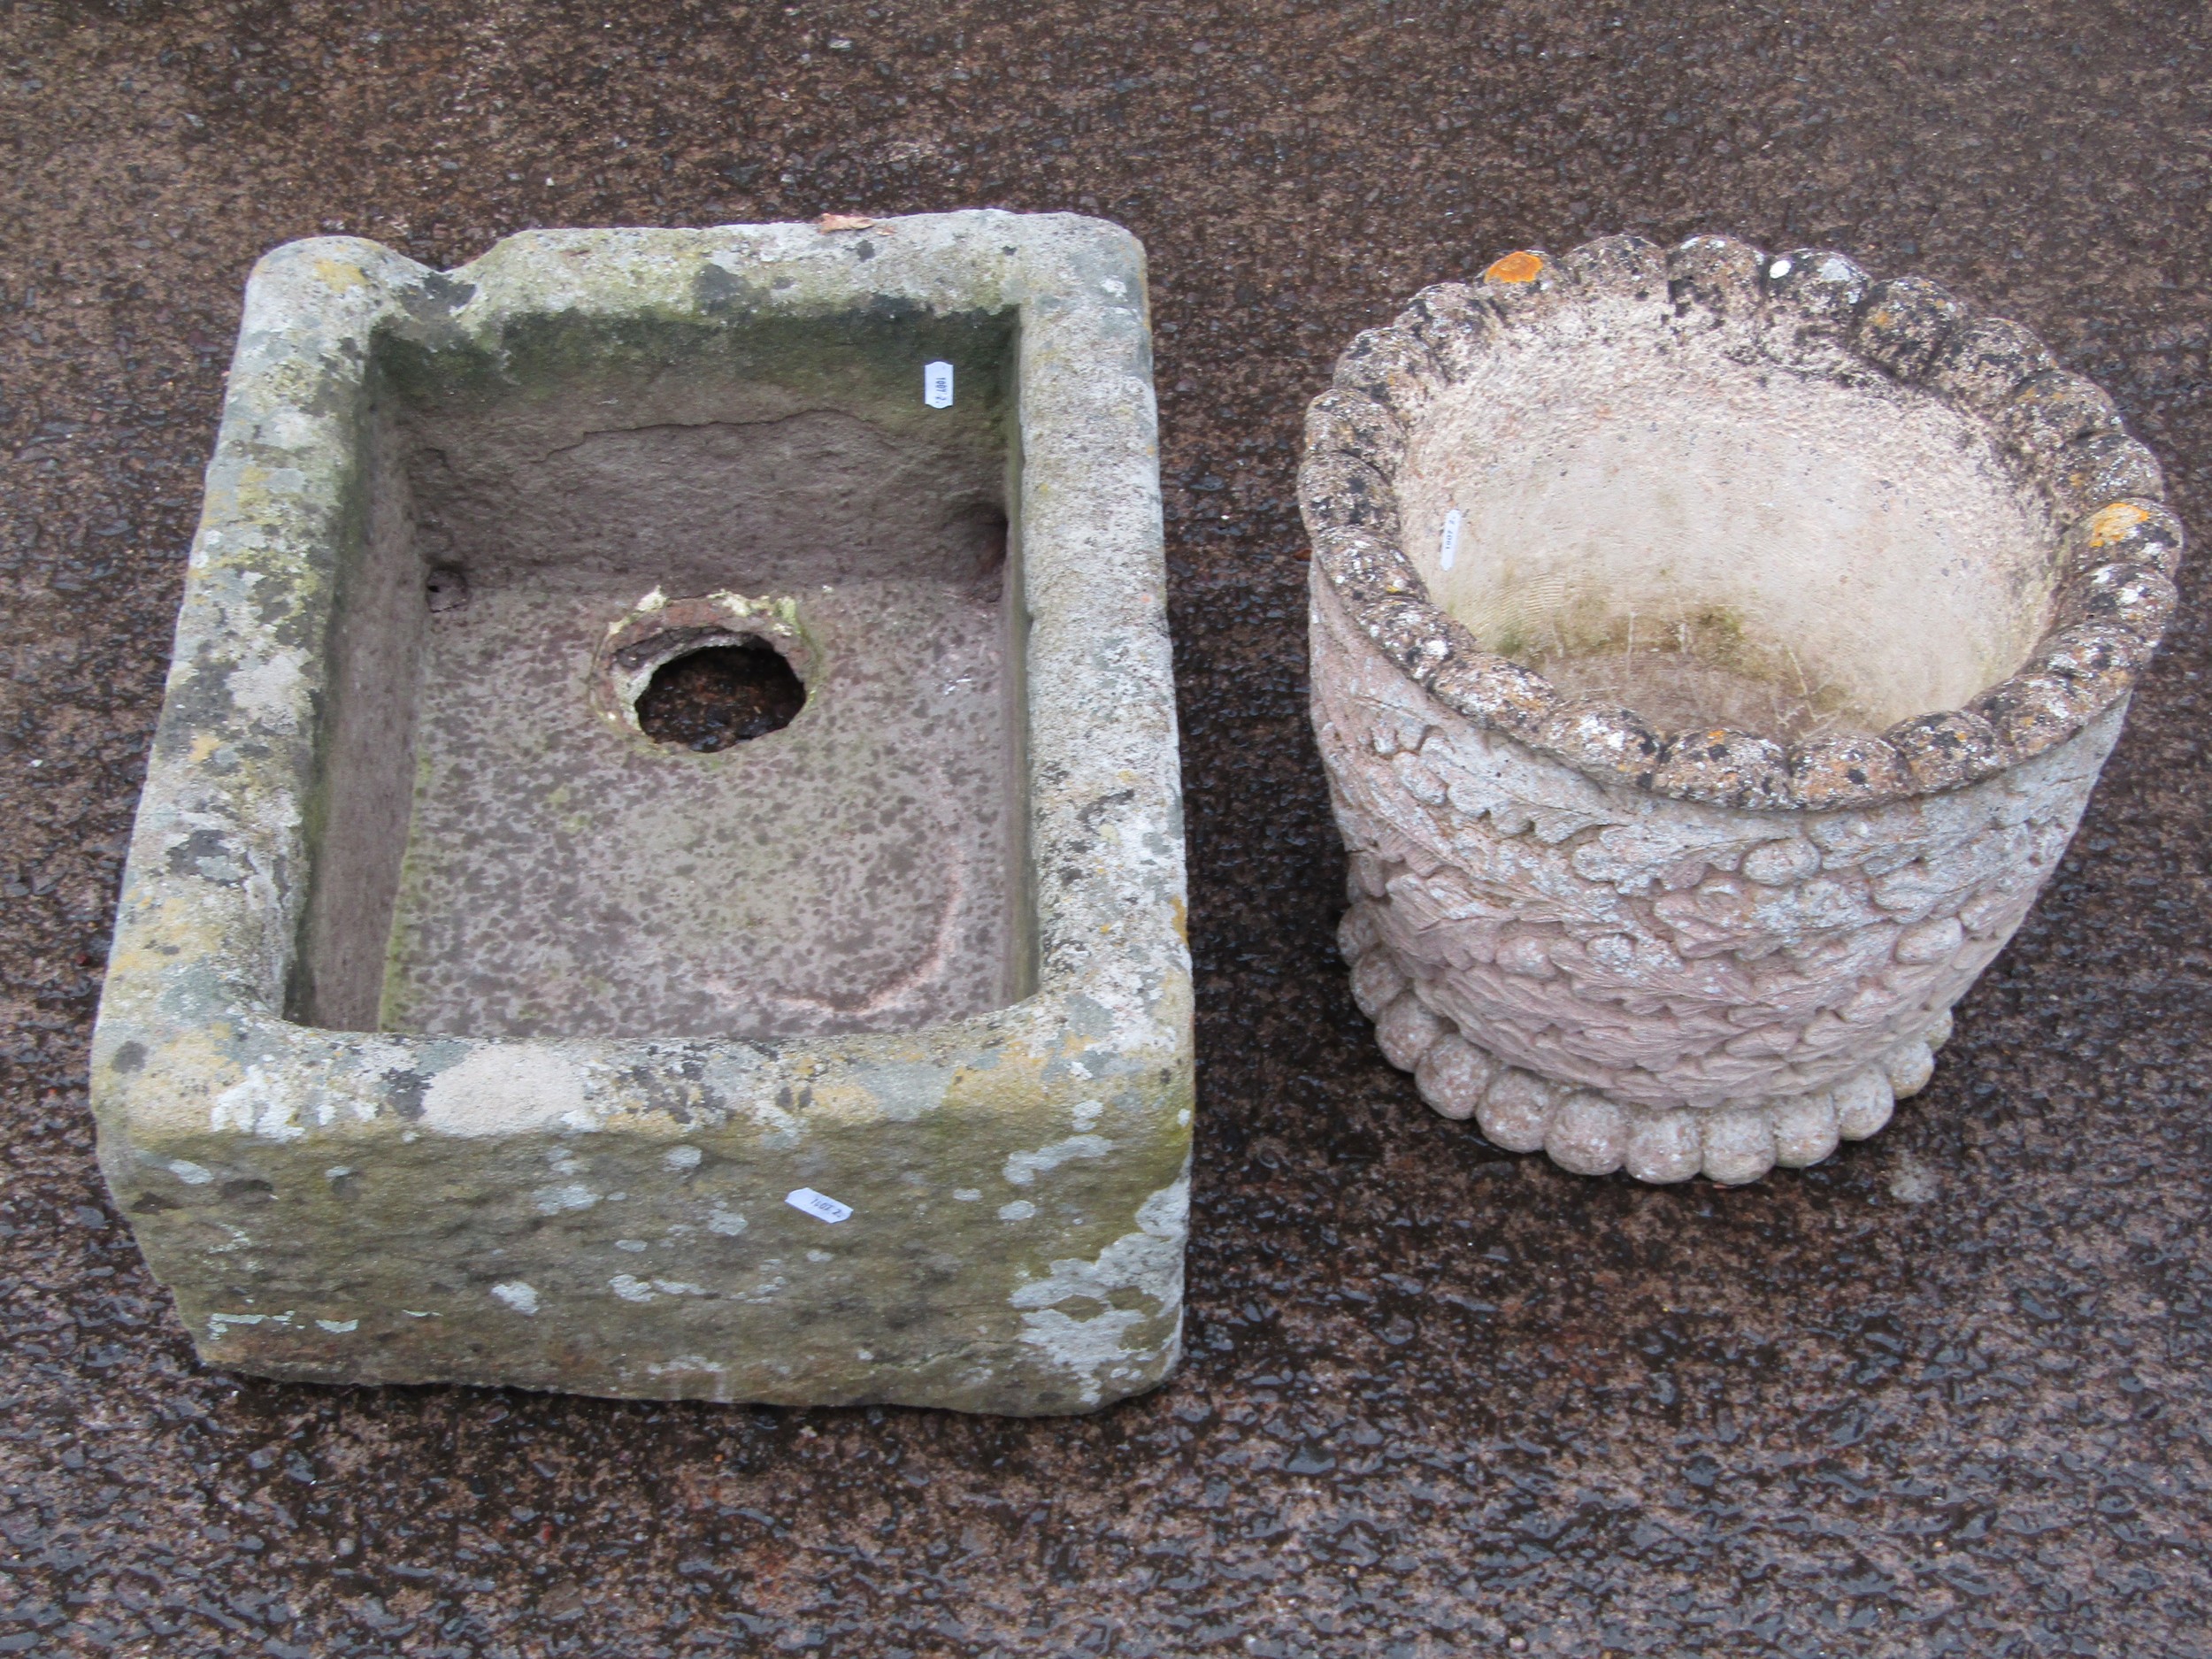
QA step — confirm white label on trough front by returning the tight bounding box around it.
[786,1187,852,1224]
[923,360,955,409]
[1439,508,1463,572]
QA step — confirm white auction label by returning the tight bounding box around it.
[923,360,955,409]
[1439,508,1463,572]
[785,1187,852,1224]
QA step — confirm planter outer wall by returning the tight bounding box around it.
[1315,572,2124,1178]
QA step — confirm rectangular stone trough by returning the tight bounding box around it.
[90,211,1192,1414]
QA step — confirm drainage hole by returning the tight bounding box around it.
[635,638,805,751]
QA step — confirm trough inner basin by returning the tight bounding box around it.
[292,311,1030,1042]
[1396,330,2060,741]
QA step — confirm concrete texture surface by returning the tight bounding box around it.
[2,0,2208,1653]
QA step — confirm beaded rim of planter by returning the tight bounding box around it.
[1298,234,2184,811]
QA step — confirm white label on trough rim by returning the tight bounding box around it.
[923,360,955,409]
[1439,508,1463,572]
[786,1187,852,1224]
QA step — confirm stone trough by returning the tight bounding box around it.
[91,211,1192,1413]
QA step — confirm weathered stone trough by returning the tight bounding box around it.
[91,211,1192,1412]
[1304,234,2180,1183]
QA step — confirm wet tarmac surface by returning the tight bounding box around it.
[4,1,2210,1653]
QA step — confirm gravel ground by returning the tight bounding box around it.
[4,2,2211,1654]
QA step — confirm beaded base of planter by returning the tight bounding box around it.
[1302,234,2181,1183]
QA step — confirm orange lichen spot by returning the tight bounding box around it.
[2085,501,2152,547]
[1484,250,1545,285]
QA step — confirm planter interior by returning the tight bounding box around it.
[298,308,1029,1043]
[1398,334,2055,741]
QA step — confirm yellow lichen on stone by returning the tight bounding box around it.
[2085,501,2152,547]
[312,257,369,293]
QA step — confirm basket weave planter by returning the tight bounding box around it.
[1302,234,2181,1183]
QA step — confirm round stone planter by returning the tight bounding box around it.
[1302,234,2182,1184]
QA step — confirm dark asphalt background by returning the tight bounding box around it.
[4,2,2210,1655]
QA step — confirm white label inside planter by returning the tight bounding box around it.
[786,1187,852,1224]
[923,360,955,409]
[1439,508,1463,572]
